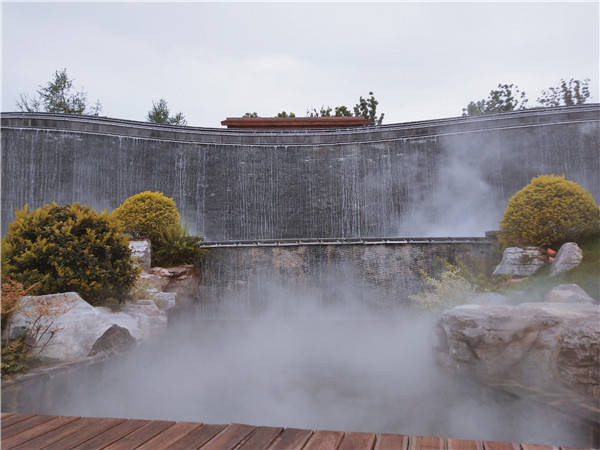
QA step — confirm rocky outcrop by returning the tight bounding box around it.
[88,324,136,357]
[550,242,583,276]
[545,284,595,304]
[129,239,152,272]
[492,247,546,277]
[9,293,167,362]
[435,302,600,404]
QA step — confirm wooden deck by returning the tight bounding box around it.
[0,413,590,450]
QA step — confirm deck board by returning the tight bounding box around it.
[167,423,227,449]
[1,413,35,428]
[303,430,345,450]
[338,431,377,450]
[410,436,445,450]
[268,427,314,450]
[141,421,204,449]
[9,417,94,450]
[237,426,283,449]
[201,423,257,449]
[374,433,409,450]
[72,419,150,450]
[1,414,55,439]
[1,416,79,449]
[447,438,484,450]
[103,420,176,450]
[43,417,126,450]
[0,413,592,449]
[483,442,520,450]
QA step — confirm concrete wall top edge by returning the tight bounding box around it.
[2,105,599,146]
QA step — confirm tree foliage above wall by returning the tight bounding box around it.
[17,68,102,116]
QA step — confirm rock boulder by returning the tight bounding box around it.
[88,324,136,357]
[550,242,583,276]
[9,292,167,362]
[492,247,546,277]
[435,302,600,403]
[129,240,151,272]
[545,284,595,304]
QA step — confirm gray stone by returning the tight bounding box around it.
[88,324,136,357]
[9,292,167,362]
[138,271,170,292]
[492,247,546,277]
[150,292,177,311]
[435,302,600,402]
[550,242,583,276]
[545,284,595,304]
[129,240,151,272]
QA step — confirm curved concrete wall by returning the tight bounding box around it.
[1,105,599,240]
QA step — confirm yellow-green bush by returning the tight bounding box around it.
[1,203,138,306]
[113,191,182,242]
[499,175,600,248]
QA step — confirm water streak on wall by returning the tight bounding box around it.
[1,106,599,239]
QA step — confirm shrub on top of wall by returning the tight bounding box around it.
[1,203,139,306]
[113,191,182,242]
[499,175,600,249]
[113,191,206,267]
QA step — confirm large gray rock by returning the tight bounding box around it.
[88,324,136,357]
[545,284,595,304]
[9,292,167,362]
[492,247,546,277]
[129,239,151,272]
[550,242,583,276]
[435,302,600,403]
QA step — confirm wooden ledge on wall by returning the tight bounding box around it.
[221,116,370,129]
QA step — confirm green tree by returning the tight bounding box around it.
[243,112,258,118]
[147,98,187,126]
[16,68,102,115]
[463,83,528,116]
[537,78,590,107]
[353,92,384,125]
[276,111,296,118]
[306,92,384,125]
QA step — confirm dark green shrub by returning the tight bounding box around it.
[1,203,138,306]
[113,191,182,242]
[152,224,207,267]
[500,175,600,249]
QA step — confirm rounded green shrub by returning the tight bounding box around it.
[499,175,600,248]
[113,191,182,242]
[1,203,139,306]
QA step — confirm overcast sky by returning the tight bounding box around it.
[2,2,598,127]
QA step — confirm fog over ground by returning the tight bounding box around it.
[52,285,590,447]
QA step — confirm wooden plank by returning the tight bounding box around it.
[521,445,559,450]
[1,414,35,428]
[1,415,55,439]
[103,420,176,450]
[409,436,444,450]
[268,428,314,450]
[10,417,97,450]
[338,432,377,450]
[166,423,227,450]
[72,419,149,450]
[2,416,79,449]
[374,433,409,450]
[447,438,483,450]
[237,426,282,450]
[483,442,519,450]
[1,413,15,419]
[201,423,256,449]
[43,417,126,450]
[137,421,203,449]
[302,430,344,450]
